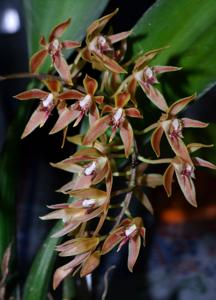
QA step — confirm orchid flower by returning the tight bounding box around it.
[30,18,80,84]
[102,217,145,272]
[149,94,208,162]
[81,9,131,73]
[40,188,108,238]
[49,74,104,134]
[50,148,111,193]
[163,143,216,207]
[127,47,181,109]
[14,79,62,138]
[53,238,100,289]
[83,92,143,157]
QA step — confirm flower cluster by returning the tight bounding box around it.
[14,9,215,289]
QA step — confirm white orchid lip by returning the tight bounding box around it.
[145,67,154,79]
[98,35,107,46]
[52,39,60,50]
[79,94,91,109]
[82,198,96,208]
[125,224,137,237]
[84,161,97,176]
[113,108,123,124]
[43,93,54,107]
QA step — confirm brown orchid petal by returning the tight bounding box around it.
[135,190,154,214]
[50,160,83,173]
[93,159,109,185]
[57,180,75,193]
[93,51,127,73]
[44,79,61,93]
[69,188,107,201]
[193,157,216,169]
[108,30,132,44]
[102,227,125,254]
[120,120,134,158]
[94,95,104,104]
[139,81,168,111]
[50,107,80,134]
[53,53,72,84]
[14,89,49,100]
[128,235,141,272]
[83,115,111,145]
[89,102,100,125]
[61,40,81,49]
[163,164,175,197]
[187,143,213,153]
[133,47,168,71]
[128,77,138,106]
[58,89,85,100]
[153,66,181,74]
[174,165,197,207]
[72,147,101,159]
[102,105,113,114]
[76,205,105,223]
[72,175,93,190]
[162,120,193,164]
[72,113,84,127]
[80,251,100,277]
[81,47,92,62]
[168,94,196,115]
[30,49,48,73]
[182,118,209,128]
[87,8,118,40]
[53,253,88,289]
[115,92,130,107]
[51,221,81,238]
[151,126,164,157]
[49,18,71,42]
[40,209,66,220]
[47,203,70,209]
[125,108,143,118]
[58,237,99,257]
[21,104,51,138]
[83,74,98,95]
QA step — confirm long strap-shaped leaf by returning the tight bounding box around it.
[131,0,216,98]
[23,222,62,300]
[0,104,30,262]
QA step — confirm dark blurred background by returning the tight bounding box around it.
[0,0,216,299]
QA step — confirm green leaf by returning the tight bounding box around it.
[23,222,63,300]
[131,0,216,99]
[0,104,30,262]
